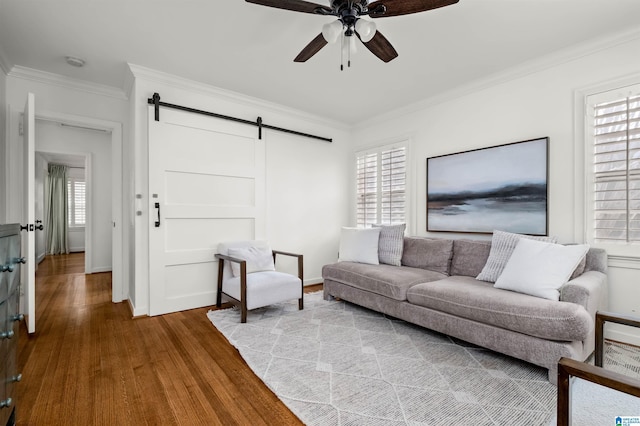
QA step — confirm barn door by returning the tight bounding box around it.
[148,106,265,316]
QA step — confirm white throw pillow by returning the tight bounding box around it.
[372,223,406,266]
[476,230,558,283]
[338,227,381,265]
[227,246,275,277]
[494,238,590,301]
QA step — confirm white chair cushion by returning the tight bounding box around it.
[227,245,275,277]
[218,240,272,281]
[222,271,302,310]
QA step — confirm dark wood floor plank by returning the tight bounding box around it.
[17,253,304,425]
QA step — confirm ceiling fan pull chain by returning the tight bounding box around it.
[340,33,344,71]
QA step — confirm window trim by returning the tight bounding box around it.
[575,75,640,257]
[354,140,412,232]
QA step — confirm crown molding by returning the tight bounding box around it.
[355,26,640,130]
[7,66,127,100]
[123,65,135,98]
[127,63,350,132]
[0,45,10,75]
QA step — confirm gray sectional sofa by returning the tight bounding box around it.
[322,237,608,383]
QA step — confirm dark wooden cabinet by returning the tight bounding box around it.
[0,224,22,426]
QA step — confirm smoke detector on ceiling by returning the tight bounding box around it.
[65,56,85,67]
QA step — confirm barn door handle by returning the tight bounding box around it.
[155,203,161,227]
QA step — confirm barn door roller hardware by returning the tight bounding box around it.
[148,93,332,143]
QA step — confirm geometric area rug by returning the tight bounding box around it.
[207,292,640,426]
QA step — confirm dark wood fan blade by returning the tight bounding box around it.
[368,0,459,18]
[245,0,332,14]
[294,33,328,62]
[359,31,398,62]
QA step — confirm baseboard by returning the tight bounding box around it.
[127,298,147,318]
[304,278,322,286]
[606,325,640,347]
[37,253,45,264]
[91,266,112,274]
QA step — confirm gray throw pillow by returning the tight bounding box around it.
[476,230,557,283]
[373,224,406,266]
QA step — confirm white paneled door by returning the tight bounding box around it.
[22,93,36,333]
[148,106,265,316]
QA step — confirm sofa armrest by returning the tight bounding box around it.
[560,270,608,314]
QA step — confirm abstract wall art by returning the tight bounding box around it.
[427,137,549,235]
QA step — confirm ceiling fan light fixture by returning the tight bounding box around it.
[348,34,358,54]
[355,19,376,43]
[322,19,343,44]
[248,0,459,65]
[341,36,356,56]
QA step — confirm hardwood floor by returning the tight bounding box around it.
[17,253,310,425]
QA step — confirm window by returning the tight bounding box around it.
[356,143,407,228]
[67,176,86,227]
[587,86,640,245]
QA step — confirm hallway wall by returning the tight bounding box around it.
[36,120,112,272]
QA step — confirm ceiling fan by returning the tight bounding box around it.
[246,0,460,68]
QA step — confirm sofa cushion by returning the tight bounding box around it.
[406,276,592,341]
[401,237,453,275]
[322,262,446,301]
[450,239,492,277]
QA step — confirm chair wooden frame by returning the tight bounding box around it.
[215,250,304,323]
[557,311,640,425]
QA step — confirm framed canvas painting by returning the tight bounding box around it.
[426,137,549,235]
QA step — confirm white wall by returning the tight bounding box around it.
[35,120,111,270]
[6,71,128,300]
[353,35,640,344]
[127,65,351,315]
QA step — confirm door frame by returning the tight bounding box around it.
[36,110,125,303]
[36,150,91,263]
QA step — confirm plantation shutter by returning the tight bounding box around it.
[74,180,86,226]
[381,147,406,224]
[592,94,640,243]
[67,177,86,227]
[356,144,407,228]
[356,152,378,227]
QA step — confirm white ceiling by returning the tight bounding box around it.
[1,0,640,125]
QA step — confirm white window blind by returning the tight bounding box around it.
[67,177,86,227]
[592,93,640,243]
[356,144,407,228]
